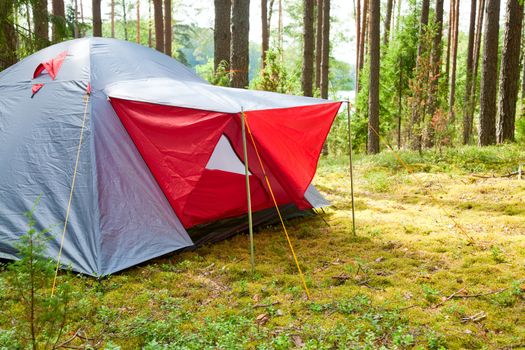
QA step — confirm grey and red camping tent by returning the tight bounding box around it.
[0,38,341,276]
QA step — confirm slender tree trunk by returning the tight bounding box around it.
[522,28,525,119]
[462,0,477,144]
[497,0,524,143]
[383,0,393,45]
[315,0,323,90]
[261,0,269,68]
[33,0,49,49]
[425,0,444,147]
[80,0,85,36]
[230,0,250,88]
[467,0,485,143]
[397,56,403,149]
[445,0,453,87]
[111,0,115,37]
[148,0,152,47]
[136,0,140,43]
[320,0,330,99]
[358,0,368,83]
[122,0,128,40]
[278,0,283,55]
[164,0,171,56]
[448,0,460,126]
[153,0,164,52]
[52,0,66,41]
[302,0,315,96]
[478,0,500,146]
[214,0,231,70]
[368,0,380,154]
[355,0,360,92]
[92,0,102,36]
[0,0,18,70]
[409,0,429,150]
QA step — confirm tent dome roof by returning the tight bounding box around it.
[0,37,206,90]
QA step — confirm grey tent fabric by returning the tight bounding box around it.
[0,38,331,276]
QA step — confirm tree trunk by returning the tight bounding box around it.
[357,0,368,88]
[164,0,171,56]
[409,0,429,150]
[302,0,315,96]
[0,0,18,70]
[278,0,283,54]
[467,0,485,143]
[111,0,115,37]
[315,0,323,90]
[153,0,164,52]
[214,0,231,70]
[448,0,460,126]
[445,0,453,86]
[478,0,500,146]
[383,0,393,45]
[123,0,129,40]
[462,0,477,144]
[355,0,360,91]
[367,0,380,154]
[261,0,269,68]
[136,0,140,43]
[320,0,330,99]
[497,0,524,143]
[92,0,102,36]
[33,0,49,49]
[52,0,66,41]
[230,0,250,88]
[425,0,444,147]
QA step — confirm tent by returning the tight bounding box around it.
[0,38,342,276]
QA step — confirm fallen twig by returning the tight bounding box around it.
[461,311,487,323]
[254,301,280,308]
[451,288,508,299]
[432,287,466,308]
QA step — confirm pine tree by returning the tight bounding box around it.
[367,0,380,154]
[230,0,250,88]
[164,0,172,56]
[92,0,102,37]
[153,0,164,52]
[302,0,315,96]
[320,0,330,99]
[214,0,231,71]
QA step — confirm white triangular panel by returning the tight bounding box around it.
[206,135,251,175]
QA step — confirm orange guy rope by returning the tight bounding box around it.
[243,113,311,299]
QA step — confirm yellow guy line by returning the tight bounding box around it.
[51,92,91,296]
[366,121,475,244]
[243,113,312,299]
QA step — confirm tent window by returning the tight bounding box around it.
[205,134,251,175]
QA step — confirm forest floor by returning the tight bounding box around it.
[1,145,525,349]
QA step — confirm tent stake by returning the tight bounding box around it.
[347,101,356,236]
[241,108,255,272]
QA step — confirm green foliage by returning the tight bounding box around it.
[251,50,300,94]
[1,199,72,349]
[196,59,231,87]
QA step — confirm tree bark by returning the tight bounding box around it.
[33,0,49,49]
[153,0,164,52]
[320,0,330,99]
[230,0,250,88]
[409,0,429,150]
[52,0,66,41]
[302,0,315,96]
[315,0,323,90]
[148,0,152,47]
[367,0,380,154]
[497,0,523,143]
[261,0,269,68]
[445,0,453,86]
[448,0,460,126]
[122,0,128,40]
[214,0,231,70]
[425,0,444,147]
[357,0,368,88]
[478,0,500,146]
[355,0,360,91]
[92,0,102,37]
[462,0,477,144]
[164,0,172,56]
[0,0,18,70]
[383,0,393,45]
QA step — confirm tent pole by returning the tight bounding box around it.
[347,100,356,236]
[241,108,255,272]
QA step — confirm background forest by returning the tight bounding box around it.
[2,0,524,154]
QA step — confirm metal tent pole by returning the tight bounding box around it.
[347,101,356,236]
[241,108,255,272]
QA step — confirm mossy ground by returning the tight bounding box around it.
[1,145,524,349]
